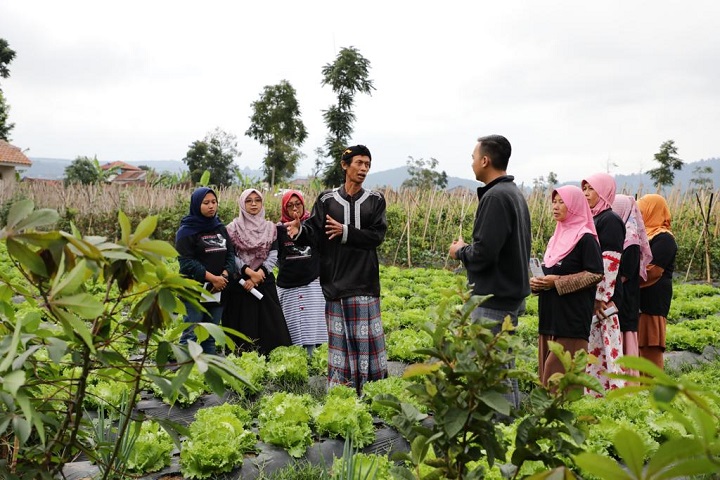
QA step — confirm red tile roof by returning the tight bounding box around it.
[0,140,32,166]
[102,161,140,171]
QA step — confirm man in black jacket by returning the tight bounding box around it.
[285,145,388,394]
[449,134,531,408]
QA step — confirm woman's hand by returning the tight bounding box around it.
[209,273,228,293]
[530,275,558,292]
[247,268,265,285]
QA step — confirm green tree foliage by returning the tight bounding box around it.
[647,139,684,190]
[246,80,308,185]
[402,156,448,190]
[320,46,375,187]
[183,128,240,187]
[0,38,17,141]
[63,155,118,185]
[64,155,101,185]
[0,201,252,477]
[0,90,13,141]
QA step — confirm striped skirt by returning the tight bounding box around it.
[276,279,328,346]
[326,295,388,394]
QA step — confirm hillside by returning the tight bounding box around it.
[21,157,720,192]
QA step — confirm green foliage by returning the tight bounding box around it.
[267,345,309,384]
[362,376,427,423]
[0,38,16,140]
[226,350,267,396]
[331,439,392,480]
[402,156,448,190]
[257,391,316,457]
[573,355,720,480]
[0,200,252,477]
[320,46,375,187]
[386,328,433,362]
[183,128,239,187]
[310,342,329,376]
[64,155,103,185]
[180,403,256,479]
[666,317,720,352]
[126,420,175,474]
[314,387,375,448]
[0,90,13,141]
[246,79,308,184]
[647,139,684,190]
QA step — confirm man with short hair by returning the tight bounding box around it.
[286,145,388,394]
[449,134,531,408]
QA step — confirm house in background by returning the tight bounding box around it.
[0,139,32,183]
[101,161,147,185]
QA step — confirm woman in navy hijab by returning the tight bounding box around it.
[175,187,236,354]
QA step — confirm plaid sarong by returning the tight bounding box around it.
[326,295,388,394]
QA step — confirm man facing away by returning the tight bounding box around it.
[285,144,388,395]
[448,134,531,409]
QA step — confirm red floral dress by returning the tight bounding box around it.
[586,250,625,395]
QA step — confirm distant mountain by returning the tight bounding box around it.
[23,158,188,180]
[22,156,719,192]
[363,166,478,190]
[552,157,720,193]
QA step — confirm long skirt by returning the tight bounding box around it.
[277,278,328,346]
[587,313,625,394]
[222,278,292,356]
[326,295,388,394]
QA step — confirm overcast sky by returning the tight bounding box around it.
[2,1,719,185]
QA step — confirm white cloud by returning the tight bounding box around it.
[1,0,719,185]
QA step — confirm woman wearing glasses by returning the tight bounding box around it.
[276,190,328,356]
[223,188,291,355]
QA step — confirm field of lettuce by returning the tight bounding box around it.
[55,265,720,480]
[1,202,720,479]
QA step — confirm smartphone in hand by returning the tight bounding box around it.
[529,258,545,278]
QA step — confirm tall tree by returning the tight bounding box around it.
[183,128,240,187]
[0,91,13,141]
[402,156,448,190]
[647,139,684,190]
[320,46,375,186]
[246,80,307,185]
[64,156,101,185]
[0,38,17,141]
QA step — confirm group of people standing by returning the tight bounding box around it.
[176,145,388,395]
[175,134,678,401]
[450,134,677,404]
[531,174,677,390]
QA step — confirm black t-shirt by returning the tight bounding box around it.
[618,244,640,332]
[276,225,320,288]
[538,233,603,340]
[594,208,626,308]
[176,226,233,280]
[640,232,677,316]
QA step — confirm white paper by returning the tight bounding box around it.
[201,283,221,303]
[591,305,619,326]
[239,278,264,300]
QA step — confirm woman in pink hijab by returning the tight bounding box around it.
[581,173,626,392]
[223,188,292,355]
[612,194,653,364]
[530,186,603,386]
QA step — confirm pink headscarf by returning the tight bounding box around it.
[612,194,653,280]
[280,189,311,224]
[582,173,616,216]
[226,188,277,270]
[543,185,599,268]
